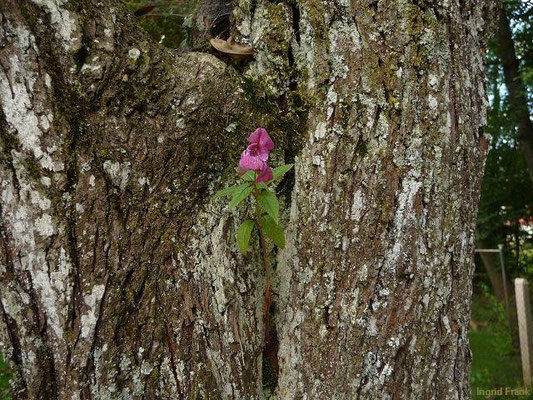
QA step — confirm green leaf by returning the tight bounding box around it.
[241,171,256,181]
[257,190,279,223]
[272,164,293,181]
[261,215,285,249]
[213,183,250,199]
[237,220,255,254]
[229,185,254,209]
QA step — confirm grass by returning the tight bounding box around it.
[470,293,529,399]
[0,353,10,400]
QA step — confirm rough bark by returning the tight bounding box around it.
[497,5,533,186]
[0,0,495,399]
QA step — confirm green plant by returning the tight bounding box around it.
[214,128,292,340]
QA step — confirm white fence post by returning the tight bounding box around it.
[515,278,533,386]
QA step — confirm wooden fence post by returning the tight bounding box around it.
[515,278,533,386]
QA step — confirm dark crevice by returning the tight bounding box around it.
[370,0,379,21]
[0,301,29,399]
[249,0,258,25]
[287,0,300,83]
[260,2,305,392]
[199,0,232,40]
[0,208,29,398]
[290,1,301,44]
[323,304,334,331]
[63,113,83,338]
[391,342,408,397]
[0,57,15,99]
[209,12,232,39]
[74,46,89,72]
[262,300,279,393]
[0,109,21,201]
[275,0,305,205]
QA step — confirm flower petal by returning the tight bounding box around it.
[256,165,273,183]
[247,128,262,144]
[257,147,270,162]
[259,130,274,151]
[239,149,266,171]
[248,127,274,152]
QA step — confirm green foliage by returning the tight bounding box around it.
[470,291,523,399]
[260,215,285,249]
[237,220,255,254]
[475,4,533,385]
[272,164,293,181]
[257,190,279,223]
[476,130,533,241]
[0,354,10,400]
[506,0,533,101]
[229,185,254,209]
[123,0,198,49]
[242,171,256,182]
[479,45,532,244]
[478,0,533,282]
[214,163,291,255]
[213,183,250,199]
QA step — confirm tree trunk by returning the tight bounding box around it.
[0,0,496,399]
[497,5,533,186]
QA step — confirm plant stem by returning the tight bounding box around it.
[252,182,272,343]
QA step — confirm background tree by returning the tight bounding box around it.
[495,0,533,185]
[476,0,533,303]
[0,0,496,398]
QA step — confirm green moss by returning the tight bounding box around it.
[0,127,20,154]
[22,157,43,182]
[299,0,327,39]
[354,138,369,158]
[263,3,291,53]
[242,76,279,114]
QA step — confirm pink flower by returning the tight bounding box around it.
[247,127,274,155]
[255,165,273,182]
[239,128,274,182]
